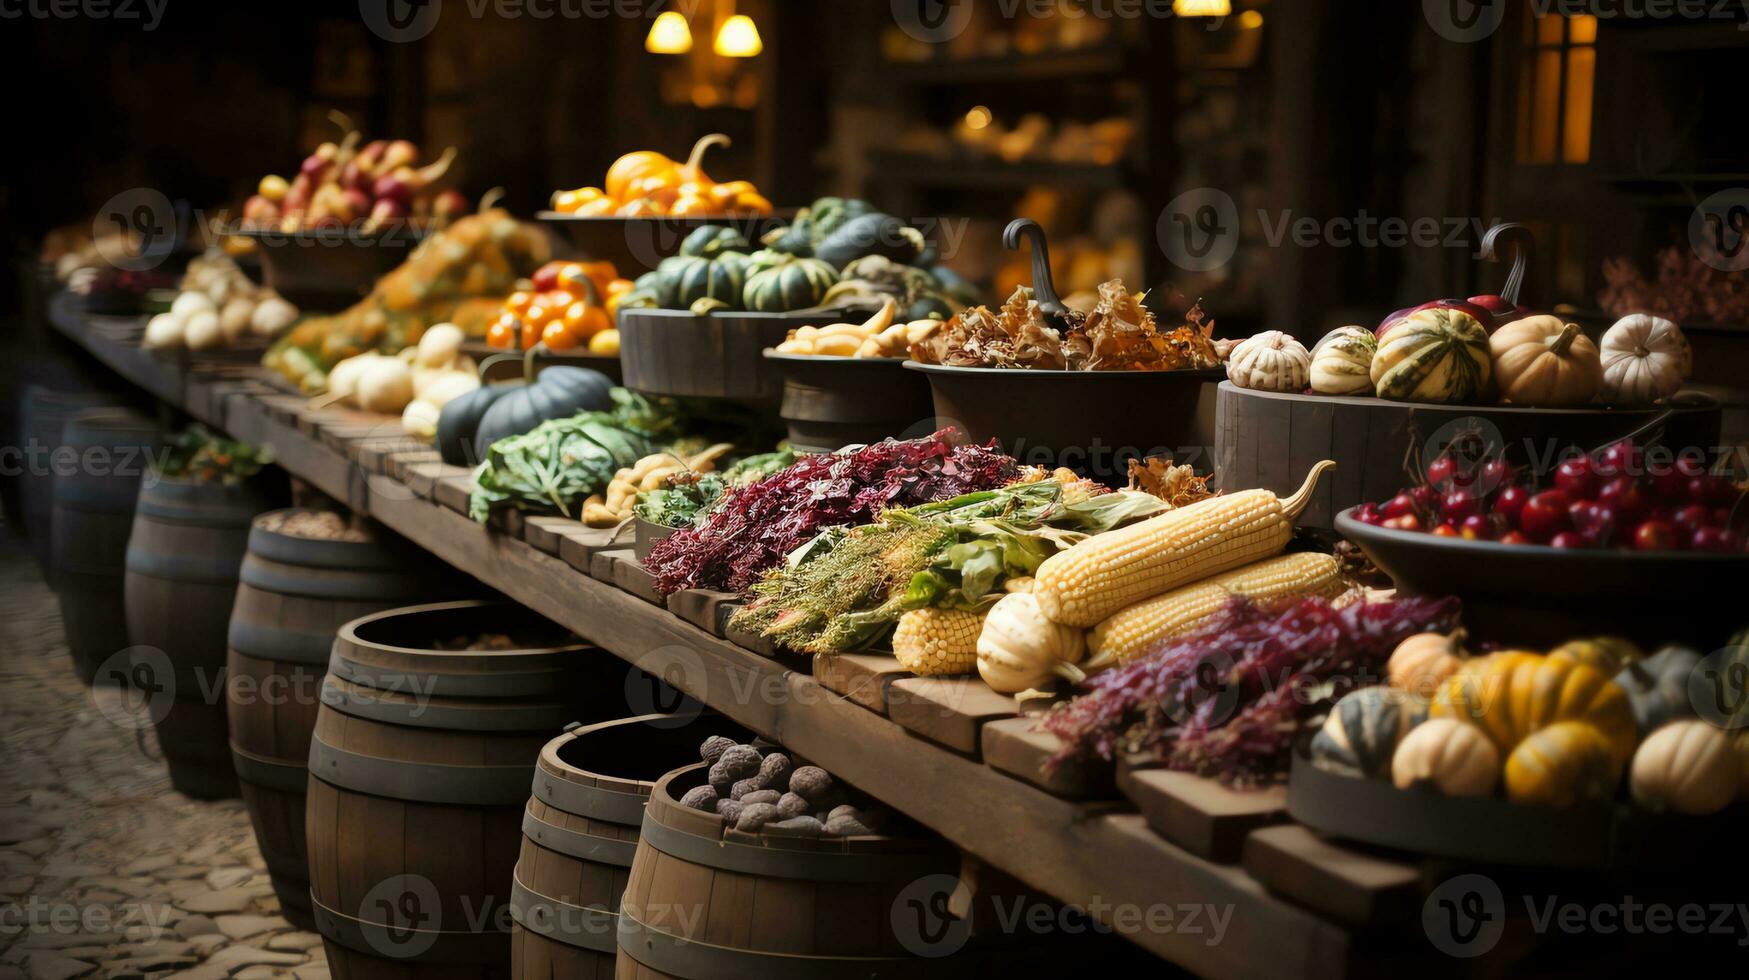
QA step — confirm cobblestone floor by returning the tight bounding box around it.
[0,533,328,980]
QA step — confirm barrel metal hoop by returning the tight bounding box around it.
[239,556,428,602]
[135,498,260,526]
[247,523,404,572]
[508,873,618,953]
[533,770,648,826]
[124,550,242,586]
[308,733,532,806]
[228,743,310,794]
[616,910,956,980]
[327,653,574,701]
[637,809,949,884]
[318,679,577,732]
[311,893,509,964]
[520,809,639,867]
[227,616,335,666]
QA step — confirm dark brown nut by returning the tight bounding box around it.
[776,793,810,820]
[827,804,860,822]
[679,785,719,811]
[754,753,792,792]
[788,766,834,802]
[740,789,780,806]
[715,799,743,824]
[734,802,779,832]
[768,815,824,835]
[823,813,874,836]
[699,735,737,766]
[707,764,733,796]
[729,778,760,801]
[716,745,762,780]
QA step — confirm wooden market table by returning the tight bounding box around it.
[51,292,1699,978]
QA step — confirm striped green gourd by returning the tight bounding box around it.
[1370,308,1491,403]
[743,255,838,313]
[1311,686,1428,779]
[1309,326,1378,395]
[672,251,751,310]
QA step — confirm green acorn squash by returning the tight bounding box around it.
[672,251,751,310]
[744,255,839,313]
[1310,686,1428,779]
[1614,645,1703,734]
[679,225,750,259]
[1370,307,1492,403]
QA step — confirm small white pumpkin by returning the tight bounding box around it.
[1630,719,1737,815]
[1391,717,1499,797]
[976,592,1087,694]
[142,312,183,350]
[1227,331,1311,392]
[1309,326,1377,395]
[182,309,224,351]
[250,295,299,336]
[1600,314,1690,406]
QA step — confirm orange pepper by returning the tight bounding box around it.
[541,289,576,313]
[551,186,605,213]
[708,180,756,206]
[576,197,617,217]
[505,290,535,315]
[731,191,773,214]
[488,312,518,348]
[541,319,583,350]
[615,197,664,217]
[563,299,609,340]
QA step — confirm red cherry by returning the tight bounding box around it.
[1355,503,1383,526]
[1633,519,1678,552]
[1596,440,1641,479]
[1432,523,1460,538]
[1442,489,1481,522]
[1460,514,1494,540]
[1426,455,1460,489]
[1550,531,1588,549]
[1383,514,1423,532]
[1672,504,1712,534]
[1521,489,1573,542]
[1690,527,1738,553]
[1554,458,1598,501]
[1500,530,1531,546]
[1478,459,1515,494]
[1689,475,1742,509]
[1382,493,1417,520]
[1598,477,1649,525]
[530,262,563,292]
[1409,485,1440,511]
[1493,485,1530,526]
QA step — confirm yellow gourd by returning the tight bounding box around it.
[1488,315,1603,407]
[1387,629,1469,699]
[1504,721,1623,807]
[1547,636,1643,678]
[1431,652,1637,764]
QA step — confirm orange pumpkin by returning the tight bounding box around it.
[604,151,675,203]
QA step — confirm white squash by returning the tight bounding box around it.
[1309,326,1377,395]
[325,353,377,403]
[414,323,466,369]
[1226,331,1310,392]
[1600,314,1690,406]
[182,310,224,351]
[219,296,255,342]
[976,593,1087,694]
[250,295,299,336]
[1630,719,1737,815]
[353,357,415,414]
[401,399,444,440]
[1391,717,1499,797]
[170,290,216,320]
[142,313,183,350]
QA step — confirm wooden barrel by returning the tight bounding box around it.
[16,385,109,569]
[511,714,752,979]
[227,510,459,930]
[125,475,277,799]
[615,764,973,979]
[49,409,161,684]
[308,600,680,980]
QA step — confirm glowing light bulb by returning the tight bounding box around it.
[1173,0,1233,16]
[713,14,763,57]
[645,11,692,54]
[965,105,992,130]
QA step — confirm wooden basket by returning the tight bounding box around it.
[618,307,851,402]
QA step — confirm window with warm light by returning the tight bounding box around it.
[1515,10,1596,165]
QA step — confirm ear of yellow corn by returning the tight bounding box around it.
[892,607,983,676]
[1084,551,1347,674]
[1032,461,1335,628]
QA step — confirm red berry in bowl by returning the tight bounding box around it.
[1493,485,1530,525]
[1432,523,1460,538]
[1689,526,1738,553]
[1633,519,1678,552]
[1521,489,1573,541]
[1409,485,1439,510]
[1383,514,1423,532]
[1673,504,1712,534]
[1355,502,1384,525]
[1442,489,1481,522]
[1426,454,1462,489]
[1550,531,1588,549]
[1598,477,1649,525]
[1459,514,1494,540]
[1382,493,1416,520]
[1554,457,1598,500]
[1500,530,1531,546]
[1689,475,1741,508]
[1596,440,1641,479]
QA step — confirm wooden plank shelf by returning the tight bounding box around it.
[49,293,1504,978]
[1117,761,1289,864]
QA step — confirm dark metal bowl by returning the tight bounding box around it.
[617,307,851,403]
[1335,506,1749,648]
[903,362,1225,483]
[231,225,426,313]
[763,352,936,453]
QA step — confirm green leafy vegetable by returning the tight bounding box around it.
[156,425,272,486]
[468,389,676,522]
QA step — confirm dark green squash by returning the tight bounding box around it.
[680,225,750,259]
[1310,686,1427,779]
[436,384,515,466]
[743,255,838,313]
[1614,645,1703,734]
[452,345,618,457]
[672,251,751,310]
[813,213,926,270]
